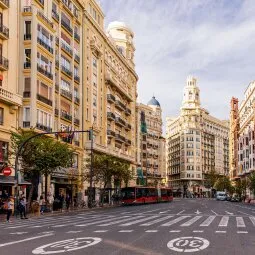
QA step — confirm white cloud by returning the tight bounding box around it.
[100,0,255,131]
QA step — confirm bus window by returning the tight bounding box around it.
[161,189,167,196]
[167,189,173,196]
[121,188,135,199]
[136,188,143,198]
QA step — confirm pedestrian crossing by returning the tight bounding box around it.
[2,213,255,231]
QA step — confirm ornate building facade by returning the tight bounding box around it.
[136,97,166,187]
[166,76,229,195]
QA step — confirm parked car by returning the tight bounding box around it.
[216,191,227,201]
[226,194,232,201]
[231,194,241,202]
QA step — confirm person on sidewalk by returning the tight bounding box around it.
[5,197,14,223]
[65,194,71,211]
[19,197,28,219]
[39,195,46,215]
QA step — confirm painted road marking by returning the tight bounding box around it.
[76,216,130,227]
[98,216,144,226]
[140,215,173,226]
[193,230,204,233]
[32,237,102,254]
[200,216,216,227]
[9,232,28,235]
[119,230,133,233]
[215,231,226,233]
[225,211,234,215]
[181,216,202,227]
[167,237,210,253]
[211,210,218,215]
[161,216,190,226]
[219,216,229,227]
[0,234,53,247]
[66,231,83,234]
[237,231,248,234]
[94,230,108,233]
[169,230,181,233]
[195,210,202,214]
[120,215,160,226]
[249,216,255,226]
[236,217,245,227]
[177,210,185,215]
[145,230,158,233]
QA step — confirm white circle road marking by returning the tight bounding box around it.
[32,237,102,254]
[167,237,210,253]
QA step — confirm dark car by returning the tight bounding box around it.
[231,195,241,202]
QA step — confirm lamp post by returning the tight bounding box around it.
[14,129,93,209]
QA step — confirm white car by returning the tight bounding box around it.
[216,192,227,201]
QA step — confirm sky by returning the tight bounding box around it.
[99,0,255,130]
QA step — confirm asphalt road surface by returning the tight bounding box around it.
[0,199,255,255]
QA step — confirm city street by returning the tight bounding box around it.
[0,199,255,254]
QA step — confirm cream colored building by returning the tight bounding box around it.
[83,0,138,191]
[0,0,23,196]
[166,76,229,196]
[136,97,166,187]
[229,81,255,198]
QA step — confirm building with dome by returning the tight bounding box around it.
[136,97,167,187]
[166,76,229,196]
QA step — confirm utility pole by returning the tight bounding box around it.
[88,128,93,208]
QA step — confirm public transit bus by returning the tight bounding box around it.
[121,186,173,205]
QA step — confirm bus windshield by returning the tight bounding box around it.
[121,188,135,199]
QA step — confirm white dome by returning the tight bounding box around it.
[107,21,134,37]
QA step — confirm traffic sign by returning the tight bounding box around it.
[3,167,12,176]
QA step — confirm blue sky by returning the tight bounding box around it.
[99,0,255,129]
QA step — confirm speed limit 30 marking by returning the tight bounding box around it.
[167,237,210,253]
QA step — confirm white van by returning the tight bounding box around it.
[216,191,227,201]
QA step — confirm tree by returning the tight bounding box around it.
[204,170,220,189]
[83,153,132,203]
[235,179,248,198]
[11,128,74,205]
[214,176,232,192]
[248,173,255,197]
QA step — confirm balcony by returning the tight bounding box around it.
[74,54,80,63]
[55,60,59,68]
[24,34,31,40]
[61,19,73,35]
[115,116,126,127]
[74,75,80,83]
[36,0,44,6]
[55,108,59,116]
[115,134,125,143]
[0,87,22,106]
[0,25,9,40]
[61,65,72,77]
[37,37,53,54]
[23,121,31,128]
[61,111,72,122]
[125,138,131,146]
[55,36,59,45]
[37,11,53,29]
[23,6,31,13]
[36,122,52,132]
[0,56,9,71]
[62,0,73,13]
[52,10,59,22]
[0,0,9,9]
[24,62,31,69]
[115,100,126,111]
[37,94,53,106]
[107,129,115,138]
[74,32,80,42]
[153,154,159,159]
[125,123,131,130]
[37,64,53,80]
[147,143,152,148]
[74,96,80,104]
[61,41,73,56]
[125,107,131,116]
[107,112,115,121]
[60,89,72,100]
[74,118,80,126]
[55,84,59,93]
[107,94,115,103]
[23,91,31,98]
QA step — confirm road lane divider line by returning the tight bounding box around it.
[237,231,248,234]
[161,216,190,226]
[0,233,53,247]
[180,216,202,227]
[193,230,204,233]
[94,230,108,233]
[169,230,181,233]
[119,230,133,232]
[249,216,255,226]
[145,230,158,232]
[215,231,226,233]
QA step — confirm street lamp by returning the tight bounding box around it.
[14,129,93,209]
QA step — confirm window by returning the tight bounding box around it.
[61,55,71,70]
[25,49,31,63]
[0,141,8,161]
[24,77,31,92]
[72,154,78,168]
[36,109,52,127]
[23,107,30,122]
[25,21,31,35]
[61,79,71,92]
[0,108,3,125]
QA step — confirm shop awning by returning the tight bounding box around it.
[0,176,31,185]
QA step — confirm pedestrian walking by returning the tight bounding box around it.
[65,194,71,211]
[19,197,28,219]
[59,193,64,212]
[39,195,46,215]
[5,197,14,223]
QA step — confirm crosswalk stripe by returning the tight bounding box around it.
[249,217,255,226]
[76,216,130,227]
[120,215,160,226]
[161,216,190,226]
[219,216,229,227]
[181,216,202,227]
[200,216,216,227]
[140,215,174,226]
[98,216,144,226]
[236,217,245,227]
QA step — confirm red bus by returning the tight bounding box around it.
[121,186,173,205]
